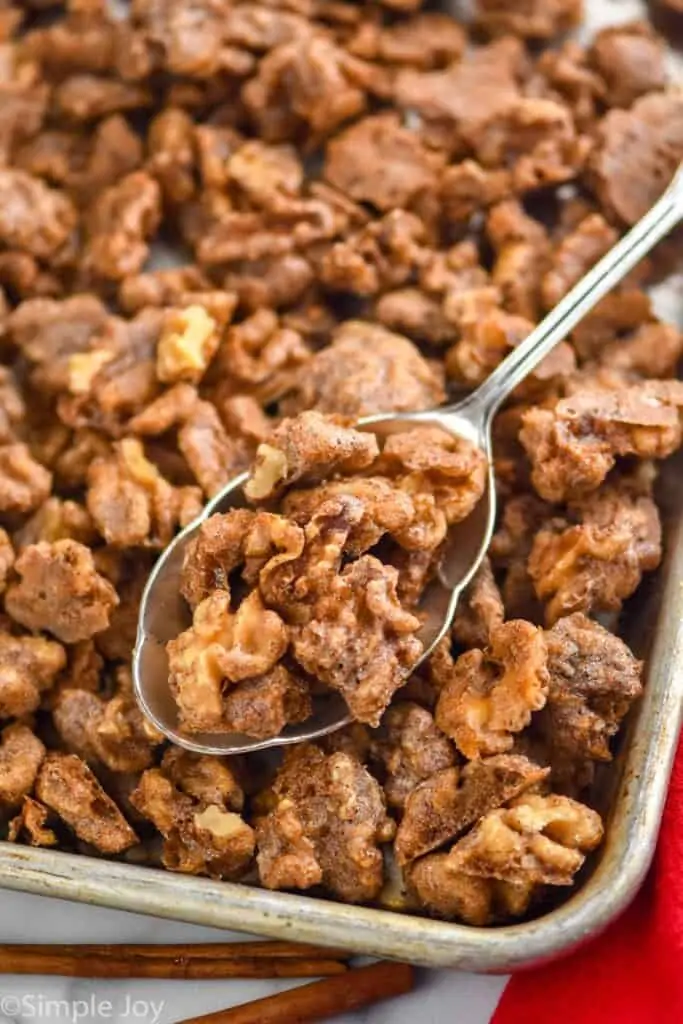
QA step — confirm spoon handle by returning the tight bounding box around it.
[467,163,683,420]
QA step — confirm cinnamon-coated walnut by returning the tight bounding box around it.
[0,630,66,718]
[535,613,643,791]
[0,444,52,514]
[5,540,119,644]
[520,382,683,502]
[8,797,57,848]
[445,792,603,885]
[528,479,661,624]
[452,559,505,649]
[396,754,549,865]
[245,411,379,502]
[292,555,423,727]
[435,621,549,758]
[0,529,14,593]
[36,753,138,854]
[256,747,395,902]
[168,590,289,733]
[86,438,203,548]
[378,427,488,526]
[0,724,46,808]
[130,766,254,879]
[371,702,455,809]
[282,321,445,418]
[156,305,220,385]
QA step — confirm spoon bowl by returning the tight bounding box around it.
[133,164,683,755]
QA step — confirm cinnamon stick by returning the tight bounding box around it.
[0,941,350,962]
[177,960,415,1023]
[0,947,347,980]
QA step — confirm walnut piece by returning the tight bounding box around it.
[256,747,395,902]
[435,621,549,758]
[156,305,220,385]
[371,702,455,809]
[0,630,66,718]
[245,411,379,502]
[168,590,289,733]
[36,753,138,854]
[0,724,46,808]
[395,754,549,865]
[5,540,119,644]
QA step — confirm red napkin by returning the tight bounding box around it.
[492,736,683,1024]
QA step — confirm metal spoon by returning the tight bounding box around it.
[133,164,683,755]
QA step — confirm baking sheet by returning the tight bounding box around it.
[0,0,681,972]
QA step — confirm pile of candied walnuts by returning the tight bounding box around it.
[0,0,682,927]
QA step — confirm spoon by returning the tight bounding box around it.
[133,164,683,755]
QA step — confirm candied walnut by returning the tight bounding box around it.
[378,427,487,526]
[8,293,109,395]
[0,169,76,259]
[221,666,312,739]
[243,36,367,143]
[283,476,429,556]
[293,555,423,727]
[444,792,603,885]
[520,381,683,502]
[54,676,163,774]
[536,614,642,789]
[245,411,379,502]
[440,161,511,225]
[486,200,549,320]
[435,621,549,758]
[394,38,525,154]
[475,0,583,40]
[119,266,210,313]
[0,443,52,514]
[130,767,255,879]
[581,318,683,381]
[590,23,666,110]
[446,309,537,387]
[325,114,444,212]
[283,320,444,417]
[0,368,25,443]
[14,498,96,551]
[589,92,683,225]
[168,590,289,733]
[214,309,310,405]
[82,171,161,281]
[407,852,532,925]
[5,540,119,644]
[182,509,257,609]
[395,754,549,865]
[371,702,455,809]
[489,494,551,620]
[177,399,252,498]
[542,215,617,311]
[348,13,465,70]
[8,797,57,848]
[375,288,455,346]
[0,528,14,593]
[475,98,590,193]
[256,748,394,901]
[0,630,66,718]
[54,430,111,490]
[53,75,151,123]
[529,480,661,624]
[87,438,202,548]
[55,309,165,435]
[146,107,196,205]
[36,753,138,854]
[156,305,220,385]
[320,209,427,298]
[161,749,244,812]
[453,560,505,649]
[0,724,46,808]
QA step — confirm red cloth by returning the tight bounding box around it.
[492,738,683,1024]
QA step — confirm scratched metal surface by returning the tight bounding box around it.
[1,0,681,971]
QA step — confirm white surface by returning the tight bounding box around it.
[0,891,506,1024]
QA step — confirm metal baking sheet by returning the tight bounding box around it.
[0,0,681,971]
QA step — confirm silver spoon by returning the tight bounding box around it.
[133,164,683,755]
